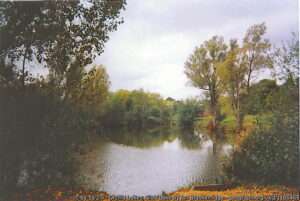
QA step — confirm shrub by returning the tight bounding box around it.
[225,113,299,185]
[0,85,87,197]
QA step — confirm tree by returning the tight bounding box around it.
[242,79,278,115]
[273,33,299,83]
[225,79,299,186]
[224,33,299,187]
[66,64,110,117]
[219,23,272,131]
[218,39,247,131]
[0,1,126,197]
[79,65,110,113]
[175,98,203,128]
[242,23,272,92]
[0,0,126,86]
[101,89,173,129]
[102,89,130,127]
[185,36,227,138]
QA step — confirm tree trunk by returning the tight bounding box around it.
[235,82,243,132]
[246,68,252,93]
[211,100,221,140]
[236,96,242,132]
[236,111,243,132]
[21,46,29,88]
[212,140,217,155]
[246,55,254,93]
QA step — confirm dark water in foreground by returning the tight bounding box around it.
[78,128,231,195]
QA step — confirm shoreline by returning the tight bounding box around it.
[8,185,299,201]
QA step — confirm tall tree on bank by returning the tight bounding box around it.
[219,23,272,131]
[218,39,247,131]
[0,0,126,87]
[185,36,227,139]
[71,65,110,114]
[242,23,272,92]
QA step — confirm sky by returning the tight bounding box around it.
[95,0,299,100]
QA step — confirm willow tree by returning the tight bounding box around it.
[185,36,227,139]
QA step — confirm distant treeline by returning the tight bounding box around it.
[99,89,203,130]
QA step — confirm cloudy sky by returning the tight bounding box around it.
[95,0,298,100]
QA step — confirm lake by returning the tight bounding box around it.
[77,128,231,195]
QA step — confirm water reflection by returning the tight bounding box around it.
[104,127,202,149]
[77,128,230,195]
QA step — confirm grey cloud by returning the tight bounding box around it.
[95,0,298,100]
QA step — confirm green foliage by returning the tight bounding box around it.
[189,25,298,187]
[185,36,227,140]
[242,23,272,90]
[225,77,299,186]
[0,59,111,198]
[0,9,126,196]
[101,89,173,129]
[273,32,299,83]
[184,36,227,104]
[67,65,110,115]
[102,92,202,130]
[225,112,299,185]
[0,2,125,196]
[217,23,272,131]
[219,96,234,116]
[223,40,299,184]
[0,84,87,195]
[184,36,227,92]
[196,115,214,129]
[242,115,258,129]
[218,40,247,130]
[242,79,278,115]
[173,98,203,128]
[0,0,126,84]
[0,5,298,196]
[220,115,237,141]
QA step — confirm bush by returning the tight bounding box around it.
[0,85,87,197]
[225,113,299,185]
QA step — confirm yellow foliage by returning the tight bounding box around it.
[219,96,234,116]
[234,115,256,147]
[11,186,299,201]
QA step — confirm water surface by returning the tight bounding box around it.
[78,128,229,195]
